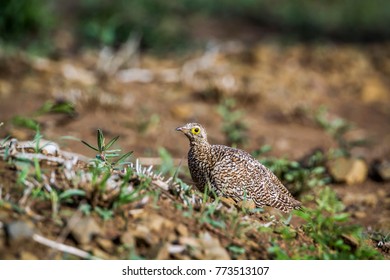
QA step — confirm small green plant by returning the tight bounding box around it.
[94,206,114,221]
[217,98,247,147]
[35,100,76,117]
[0,0,55,53]
[268,240,290,260]
[258,150,330,195]
[0,122,11,148]
[11,115,40,131]
[228,245,246,256]
[11,100,76,131]
[32,127,44,181]
[81,129,133,170]
[294,187,382,259]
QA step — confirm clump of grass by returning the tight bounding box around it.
[299,187,381,259]
[254,146,330,195]
[11,99,76,131]
[270,187,382,260]
[217,98,247,147]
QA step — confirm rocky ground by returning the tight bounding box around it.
[0,41,389,259]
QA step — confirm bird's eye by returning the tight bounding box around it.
[191,127,200,134]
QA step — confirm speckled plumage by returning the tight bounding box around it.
[176,123,301,213]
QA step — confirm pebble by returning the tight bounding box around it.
[237,200,256,210]
[95,237,114,253]
[5,220,35,245]
[328,157,368,185]
[370,159,390,181]
[175,223,189,237]
[201,232,230,260]
[69,217,101,245]
[120,232,135,246]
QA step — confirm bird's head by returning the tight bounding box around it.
[176,123,208,143]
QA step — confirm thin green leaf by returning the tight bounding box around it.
[228,245,245,254]
[105,135,119,150]
[95,207,113,221]
[59,189,86,200]
[105,153,121,158]
[334,213,350,222]
[105,149,121,153]
[1,135,11,146]
[81,140,99,151]
[115,151,133,164]
[97,129,105,151]
[294,209,311,221]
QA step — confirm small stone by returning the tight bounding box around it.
[69,217,101,245]
[156,244,170,260]
[95,237,114,253]
[176,224,189,237]
[128,209,145,219]
[148,214,174,233]
[328,157,368,185]
[133,224,158,245]
[237,200,256,210]
[179,237,201,249]
[120,232,135,246]
[168,244,186,254]
[5,221,35,245]
[370,159,390,181]
[201,232,230,260]
[40,142,60,156]
[346,159,368,185]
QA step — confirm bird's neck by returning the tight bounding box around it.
[189,139,211,154]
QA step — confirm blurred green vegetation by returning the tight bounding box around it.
[0,0,55,53]
[1,0,390,53]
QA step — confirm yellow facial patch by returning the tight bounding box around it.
[191,127,200,135]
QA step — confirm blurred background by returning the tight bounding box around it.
[0,0,389,260]
[1,0,389,157]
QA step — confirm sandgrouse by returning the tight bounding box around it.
[176,122,301,213]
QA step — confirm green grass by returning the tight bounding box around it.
[291,187,382,259]
[81,128,133,170]
[11,100,76,131]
